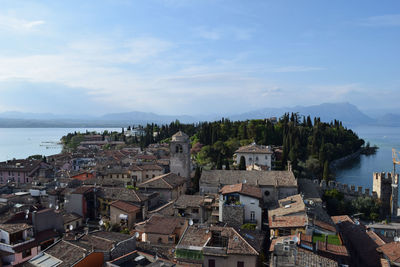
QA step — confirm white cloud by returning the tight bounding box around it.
[0,14,45,32]
[359,14,400,27]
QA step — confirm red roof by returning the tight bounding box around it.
[110,200,140,213]
[219,183,262,199]
[71,172,95,181]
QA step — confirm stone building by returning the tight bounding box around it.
[372,172,399,217]
[170,131,191,180]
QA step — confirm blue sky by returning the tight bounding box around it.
[0,0,399,116]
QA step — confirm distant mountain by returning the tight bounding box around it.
[1,103,399,127]
[376,113,400,127]
[228,102,375,126]
[101,111,197,124]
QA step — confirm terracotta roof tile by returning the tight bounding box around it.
[269,215,308,229]
[110,200,140,213]
[219,183,262,199]
[377,242,400,263]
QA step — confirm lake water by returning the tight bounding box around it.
[0,128,120,162]
[335,125,400,191]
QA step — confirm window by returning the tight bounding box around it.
[250,211,255,221]
[265,155,268,159]
[208,259,216,267]
[264,190,270,196]
[255,156,258,161]
[237,261,244,267]
[168,236,174,243]
[192,208,199,214]
[22,248,32,258]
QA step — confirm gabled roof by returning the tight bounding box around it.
[235,143,273,154]
[97,187,148,203]
[143,214,186,235]
[110,200,140,213]
[219,183,262,199]
[269,194,306,217]
[71,186,94,195]
[200,170,297,188]
[269,215,308,229]
[174,194,205,208]
[138,173,186,189]
[377,242,400,263]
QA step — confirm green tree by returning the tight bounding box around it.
[192,167,201,192]
[239,156,246,170]
[323,160,329,181]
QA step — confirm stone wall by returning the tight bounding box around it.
[318,180,377,199]
[222,204,244,228]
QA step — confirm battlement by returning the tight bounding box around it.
[373,172,399,184]
[318,180,377,198]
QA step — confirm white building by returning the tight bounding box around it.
[234,143,273,171]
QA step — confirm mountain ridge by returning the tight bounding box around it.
[0,103,398,127]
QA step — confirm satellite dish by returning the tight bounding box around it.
[25,209,30,214]
[134,232,140,238]
[395,236,399,242]
[25,214,29,220]
[69,225,74,231]
[243,179,247,184]
[55,205,59,210]
[55,186,58,190]
[49,203,53,208]
[355,220,360,225]
[293,236,299,244]
[99,220,104,226]
[189,219,193,226]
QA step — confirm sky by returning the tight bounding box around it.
[0,0,399,116]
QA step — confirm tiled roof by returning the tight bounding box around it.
[377,242,400,263]
[314,220,337,233]
[110,200,140,213]
[143,214,186,235]
[139,164,163,171]
[0,223,31,234]
[97,187,148,203]
[71,186,94,195]
[138,173,186,189]
[235,143,273,154]
[44,239,89,267]
[331,215,353,224]
[316,241,348,256]
[269,194,306,217]
[205,226,259,256]
[219,183,262,199]
[0,159,41,173]
[177,225,211,248]
[200,170,297,188]
[366,230,386,246]
[269,215,308,229]
[174,194,205,208]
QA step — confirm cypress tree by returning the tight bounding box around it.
[239,156,246,170]
[323,160,329,181]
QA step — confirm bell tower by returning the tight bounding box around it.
[170,131,191,180]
